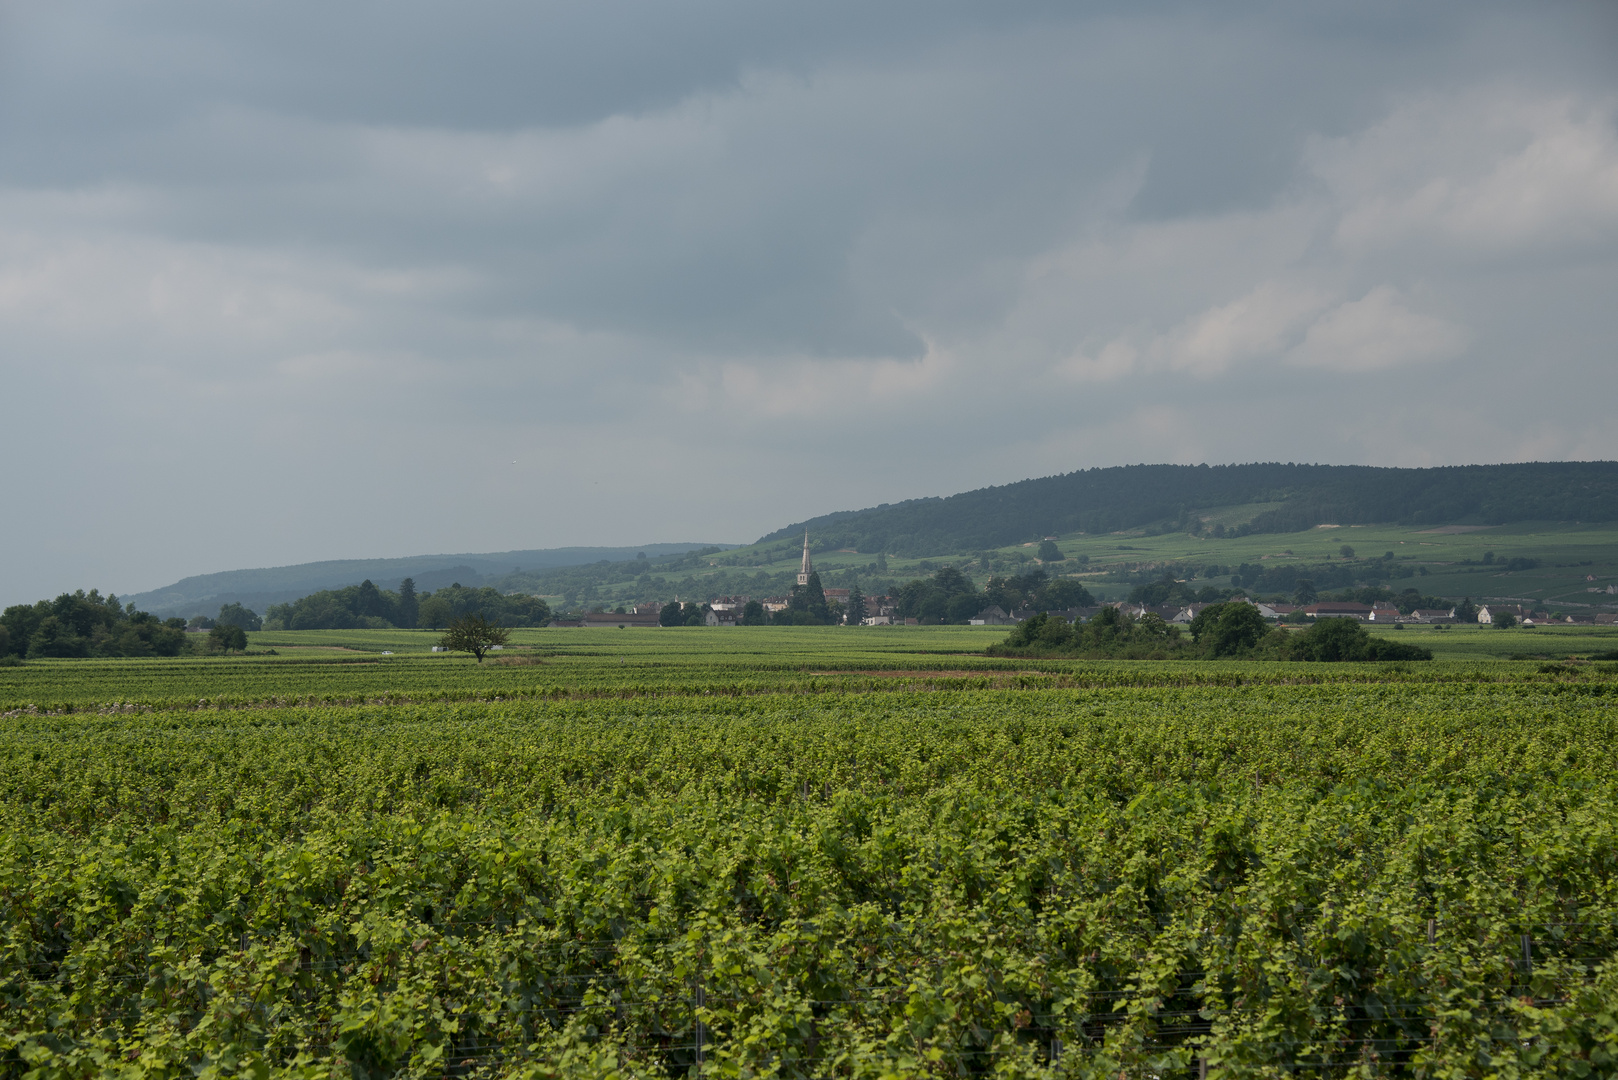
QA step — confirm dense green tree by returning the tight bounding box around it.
[353,579,388,621]
[844,585,867,625]
[270,581,547,630]
[656,601,708,626]
[416,593,453,630]
[396,578,419,629]
[1394,588,1448,615]
[802,571,831,623]
[943,592,981,622]
[2,606,41,658]
[983,572,1036,612]
[1493,611,1518,629]
[892,566,978,624]
[1041,578,1095,609]
[994,604,1190,658]
[1038,540,1064,562]
[27,616,88,658]
[215,603,262,632]
[931,566,971,596]
[1340,545,1356,558]
[438,613,509,662]
[997,604,1437,662]
[1000,611,1063,649]
[104,612,187,657]
[2,589,186,659]
[1291,617,1364,661]
[1128,577,1194,606]
[1454,597,1478,623]
[781,572,834,625]
[1288,617,1431,661]
[984,568,1095,613]
[740,600,766,626]
[1019,611,1076,648]
[208,624,248,654]
[1189,602,1269,657]
[892,577,925,618]
[1293,579,1318,605]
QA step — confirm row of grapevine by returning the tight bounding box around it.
[4,650,1612,716]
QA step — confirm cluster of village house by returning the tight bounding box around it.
[551,590,876,628]
[553,532,899,626]
[552,595,1618,630]
[549,533,1618,628]
[970,600,1617,627]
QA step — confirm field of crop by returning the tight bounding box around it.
[244,624,1618,664]
[1038,520,1618,608]
[1378,624,1618,661]
[5,625,1616,715]
[4,632,1618,1078]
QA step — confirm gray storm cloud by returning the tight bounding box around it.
[2,0,1616,602]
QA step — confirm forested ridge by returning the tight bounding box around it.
[761,461,1618,554]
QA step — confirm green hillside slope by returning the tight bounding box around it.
[758,462,1618,554]
[121,543,730,619]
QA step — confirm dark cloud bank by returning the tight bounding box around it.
[2,1,1616,603]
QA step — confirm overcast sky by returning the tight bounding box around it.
[3,1,1617,603]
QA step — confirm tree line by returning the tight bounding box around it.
[262,579,550,630]
[1,591,256,660]
[989,604,1432,661]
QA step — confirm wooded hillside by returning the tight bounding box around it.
[760,462,1618,554]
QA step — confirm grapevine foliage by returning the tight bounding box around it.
[0,652,1616,1077]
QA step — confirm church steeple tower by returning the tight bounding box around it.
[797,530,813,586]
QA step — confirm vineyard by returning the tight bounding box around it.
[3,634,1618,1077]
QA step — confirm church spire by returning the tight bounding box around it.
[798,529,813,586]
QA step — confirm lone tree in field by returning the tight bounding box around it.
[440,613,510,662]
[208,624,248,655]
[1038,539,1064,563]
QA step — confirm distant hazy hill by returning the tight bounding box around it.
[761,462,1618,555]
[123,544,728,618]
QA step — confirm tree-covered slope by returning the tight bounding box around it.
[120,543,727,619]
[761,461,1618,554]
